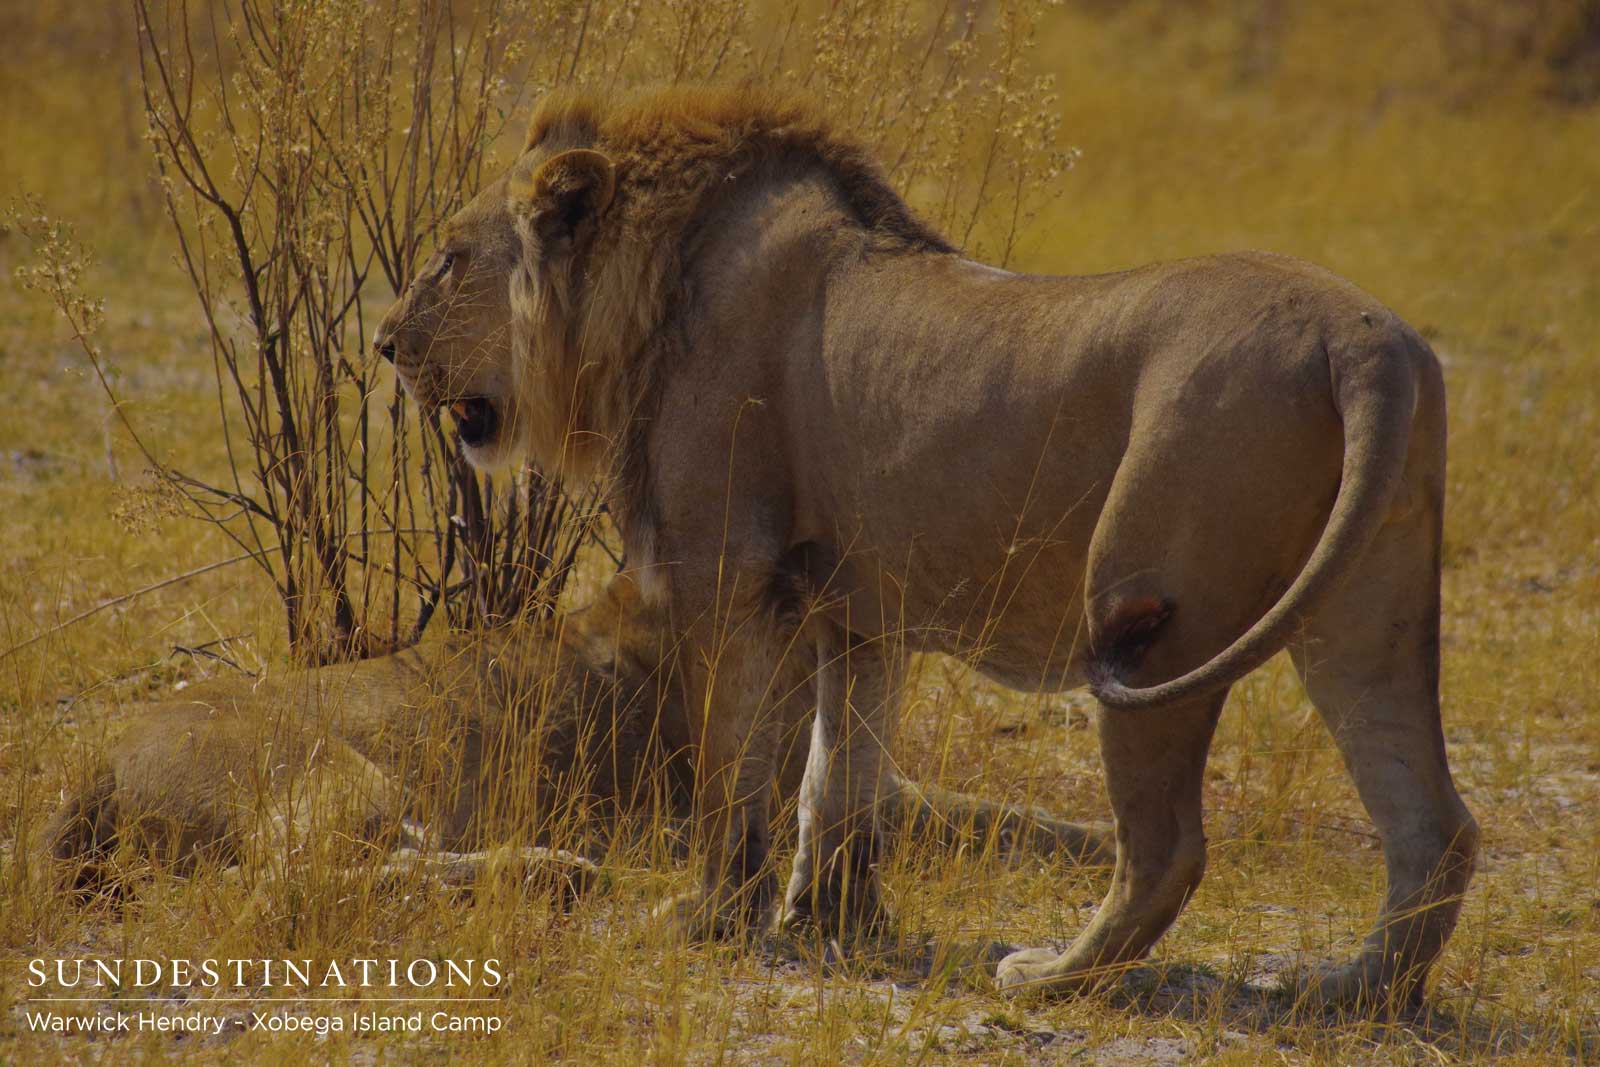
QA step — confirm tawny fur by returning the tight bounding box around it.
[374,85,1477,1009]
[43,578,1108,896]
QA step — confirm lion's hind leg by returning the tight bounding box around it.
[995,689,1224,996]
[1287,487,1477,1011]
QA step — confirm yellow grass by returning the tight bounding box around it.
[2,2,1596,1063]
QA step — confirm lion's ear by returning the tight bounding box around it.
[517,148,615,250]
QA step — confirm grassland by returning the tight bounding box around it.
[1,2,1597,1063]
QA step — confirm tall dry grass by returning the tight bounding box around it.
[1,1,1596,1064]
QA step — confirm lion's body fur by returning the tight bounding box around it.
[44,582,681,888]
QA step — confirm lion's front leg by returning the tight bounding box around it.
[781,627,903,938]
[655,607,790,941]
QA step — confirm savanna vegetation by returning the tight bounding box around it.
[1,1,1596,1063]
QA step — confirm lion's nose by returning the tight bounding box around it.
[375,333,396,363]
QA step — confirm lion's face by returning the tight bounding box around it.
[374,171,528,468]
[375,144,616,473]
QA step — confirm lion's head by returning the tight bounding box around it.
[375,86,948,479]
[373,106,615,472]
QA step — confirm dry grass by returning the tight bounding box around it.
[2,1,1597,1064]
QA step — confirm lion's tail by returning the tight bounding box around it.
[885,776,1114,864]
[1090,325,1425,711]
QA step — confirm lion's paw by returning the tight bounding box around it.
[994,946,1108,999]
[1291,956,1422,1015]
[653,882,775,942]
[652,888,716,942]
[994,946,1063,995]
[779,883,890,939]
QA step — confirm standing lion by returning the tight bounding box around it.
[374,85,1477,1009]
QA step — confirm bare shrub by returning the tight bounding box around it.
[128,0,1076,664]
[134,0,597,662]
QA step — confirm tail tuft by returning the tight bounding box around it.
[41,768,122,898]
[1087,596,1175,709]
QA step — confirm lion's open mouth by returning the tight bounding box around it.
[448,397,499,449]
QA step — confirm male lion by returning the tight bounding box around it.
[45,577,1102,897]
[373,86,1478,1008]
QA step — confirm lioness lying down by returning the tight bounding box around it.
[373,85,1478,1008]
[44,577,1108,899]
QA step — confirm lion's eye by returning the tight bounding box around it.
[438,253,456,276]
